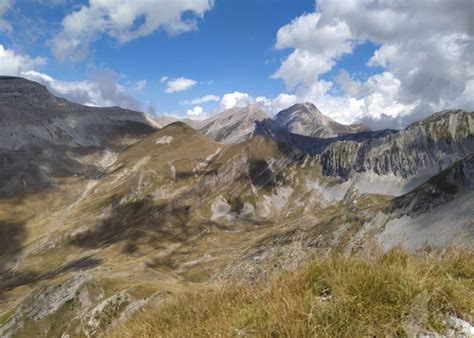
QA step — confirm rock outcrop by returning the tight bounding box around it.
[320,110,474,193]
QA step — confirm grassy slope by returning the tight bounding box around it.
[110,249,474,337]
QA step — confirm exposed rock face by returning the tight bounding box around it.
[389,154,474,216]
[320,110,474,188]
[0,76,157,196]
[0,76,155,150]
[198,105,270,144]
[0,100,473,336]
[274,102,370,138]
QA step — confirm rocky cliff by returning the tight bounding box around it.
[320,110,473,194]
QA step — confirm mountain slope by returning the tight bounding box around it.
[320,109,474,195]
[0,76,156,197]
[373,155,474,251]
[198,105,270,144]
[0,86,473,337]
[0,76,155,150]
[389,154,474,216]
[274,102,370,138]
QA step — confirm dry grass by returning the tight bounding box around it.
[109,248,474,337]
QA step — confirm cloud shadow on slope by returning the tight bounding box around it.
[69,196,205,254]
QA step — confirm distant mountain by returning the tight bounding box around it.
[197,105,270,144]
[192,102,371,145]
[0,76,156,196]
[274,102,370,138]
[145,115,180,129]
[1,77,473,337]
[320,109,474,195]
[0,76,155,150]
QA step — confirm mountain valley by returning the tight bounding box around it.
[0,77,473,337]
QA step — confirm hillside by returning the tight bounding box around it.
[0,76,155,149]
[0,79,472,337]
[0,76,156,197]
[110,249,474,337]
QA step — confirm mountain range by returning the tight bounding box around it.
[0,77,472,337]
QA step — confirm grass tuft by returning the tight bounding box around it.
[109,249,474,337]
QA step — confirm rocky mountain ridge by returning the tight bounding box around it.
[274,102,370,137]
[196,104,270,144]
[0,77,472,337]
[320,109,473,194]
[0,76,155,150]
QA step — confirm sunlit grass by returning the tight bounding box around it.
[109,248,474,337]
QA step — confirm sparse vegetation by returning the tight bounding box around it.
[428,159,463,195]
[110,249,474,337]
[227,196,244,214]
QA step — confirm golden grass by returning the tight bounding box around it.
[109,249,473,337]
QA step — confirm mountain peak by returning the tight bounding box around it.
[239,104,269,118]
[302,101,318,109]
[274,102,370,138]
[0,76,155,150]
[197,105,270,144]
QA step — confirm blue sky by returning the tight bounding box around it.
[0,0,472,127]
[2,0,321,113]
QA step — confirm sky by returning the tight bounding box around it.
[0,0,473,129]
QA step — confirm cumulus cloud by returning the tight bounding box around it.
[0,44,48,74]
[273,12,352,89]
[220,91,253,109]
[50,0,214,61]
[272,0,474,128]
[24,69,142,110]
[164,77,197,93]
[209,91,296,117]
[186,106,204,117]
[181,94,220,105]
[0,44,143,110]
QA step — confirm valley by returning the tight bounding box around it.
[0,77,473,337]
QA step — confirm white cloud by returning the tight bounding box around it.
[0,44,142,110]
[50,0,214,61]
[0,0,12,32]
[0,44,47,74]
[182,94,220,105]
[271,0,474,127]
[165,77,197,93]
[273,12,353,89]
[160,76,169,83]
[164,77,197,93]
[220,91,252,109]
[23,69,142,110]
[132,79,146,92]
[186,105,204,117]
